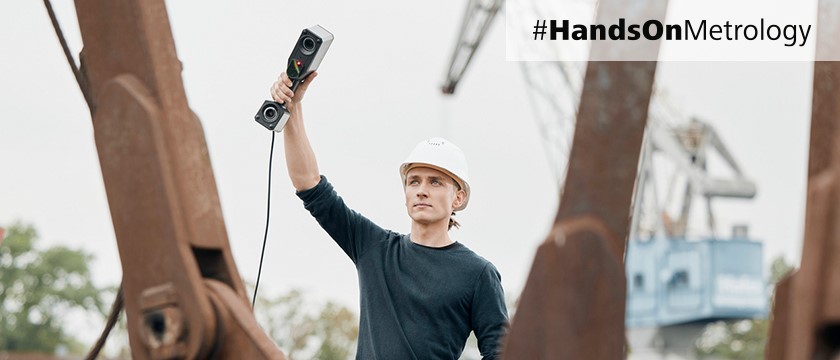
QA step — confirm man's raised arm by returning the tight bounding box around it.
[271,71,321,192]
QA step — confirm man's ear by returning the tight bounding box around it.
[452,189,466,209]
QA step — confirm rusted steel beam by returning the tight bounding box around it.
[73,0,283,358]
[503,61,659,360]
[552,62,660,258]
[504,216,627,358]
[766,1,840,358]
[766,274,792,360]
[767,159,840,359]
[502,0,666,356]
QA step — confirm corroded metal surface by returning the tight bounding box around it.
[766,0,840,357]
[766,62,840,359]
[767,164,840,359]
[502,2,666,354]
[767,274,792,360]
[73,0,283,358]
[503,60,659,359]
[504,217,626,358]
[501,2,665,358]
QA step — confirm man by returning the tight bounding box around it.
[271,71,508,359]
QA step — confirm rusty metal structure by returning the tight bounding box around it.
[69,0,284,358]
[444,0,839,358]
[51,0,840,358]
[766,1,840,358]
[466,0,666,356]
[501,7,666,360]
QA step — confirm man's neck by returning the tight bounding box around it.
[410,221,453,248]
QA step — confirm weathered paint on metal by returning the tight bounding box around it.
[73,0,284,358]
[502,60,659,359]
[501,1,666,357]
[766,0,840,356]
[504,216,627,358]
[766,65,840,358]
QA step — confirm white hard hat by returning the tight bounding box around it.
[400,137,471,211]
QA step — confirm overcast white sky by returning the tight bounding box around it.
[0,0,812,346]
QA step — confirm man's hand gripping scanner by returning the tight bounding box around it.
[255,25,333,131]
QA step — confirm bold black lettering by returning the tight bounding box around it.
[550,20,569,40]
[628,24,641,40]
[666,23,681,40]
[609,18,626,40]
[643,20,662,40]
[572,24,588,40]
[591,24,607,40]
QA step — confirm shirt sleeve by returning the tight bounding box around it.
[296,175,390,264]
[471,263,509,360]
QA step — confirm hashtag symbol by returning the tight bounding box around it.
[533,20,547,40]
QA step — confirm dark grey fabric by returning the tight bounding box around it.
[296,175,508,360]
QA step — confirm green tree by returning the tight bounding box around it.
[256,289,315,358]
[0,223,104,354]
[694,255,795,359]
[311,302,358,360]
[253,288,358,360]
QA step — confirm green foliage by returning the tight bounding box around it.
[694,255,795,359]
[253,288,358,360]
[696,319,769,359]
[0,222,104,353]
[769,256,795,284]
[311,302,358,360]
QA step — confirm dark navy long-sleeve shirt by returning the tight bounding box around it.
[296,175,508,360]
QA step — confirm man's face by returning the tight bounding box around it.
[404,167,466,226]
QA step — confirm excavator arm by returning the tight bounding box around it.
[73,0,283,358]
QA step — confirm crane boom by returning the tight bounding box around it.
[441,0,502,94]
